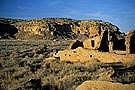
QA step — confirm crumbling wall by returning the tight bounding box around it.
[83,29,109,52]
[68,40,83,49]
[71,20,114,37]
[125,30,135,54]
[53,46,135,62]
[98,30,109,52]
[83,36,101,50]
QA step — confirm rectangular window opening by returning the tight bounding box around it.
[91,40,94,47]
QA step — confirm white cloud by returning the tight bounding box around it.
[63,10,122,26]
[64,10,112,20]
[85,12,111,19]
[17,6,36,10]
[66,10,82,15]
[120,10,135,17]
[84,12,123,28]
[48,0,62,6]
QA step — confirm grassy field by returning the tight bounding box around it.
[0,40,135,90]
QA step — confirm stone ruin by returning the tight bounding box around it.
[53,27,135,62]
[125,30,135,54]
[0,18,134,55]
[71,29,135,54]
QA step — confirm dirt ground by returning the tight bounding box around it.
[0,40,135,90]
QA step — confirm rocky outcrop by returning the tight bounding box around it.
[76,80,135,90]
[0,18,120,40]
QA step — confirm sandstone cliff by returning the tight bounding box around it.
[0,18,120,40]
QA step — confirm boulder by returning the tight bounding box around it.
[76,80,135,90]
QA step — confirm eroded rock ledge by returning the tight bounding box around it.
[0,18,120,40]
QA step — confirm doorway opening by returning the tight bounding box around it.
[91,40,94,48]
[130,34,135,54]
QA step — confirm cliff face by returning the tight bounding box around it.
[15,18,77,40]
[0,18,120,40]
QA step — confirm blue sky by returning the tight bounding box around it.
[0,0,135,32]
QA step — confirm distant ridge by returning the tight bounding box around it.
[0,17,120,40]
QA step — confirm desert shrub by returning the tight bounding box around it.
[124,59,135,69]
[113,71,135,84]
[39,60,102,90]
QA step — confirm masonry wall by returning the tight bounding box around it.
[83,36,101,50]
[125,30,135,54]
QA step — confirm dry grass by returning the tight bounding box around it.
[1,57,135,90]
[0,40,135,90]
